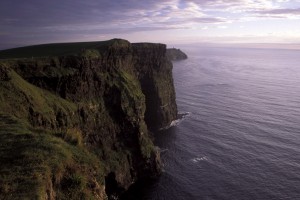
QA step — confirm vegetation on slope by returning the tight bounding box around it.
[0,64,106,199]
[0,39,171,199]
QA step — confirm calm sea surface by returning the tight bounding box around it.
[126,46,300,200]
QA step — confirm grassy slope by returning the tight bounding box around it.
[0,116,104,199]
[0,65,105,199]
[0,40,116,59]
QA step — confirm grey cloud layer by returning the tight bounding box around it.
[0,0,299,48]
[254,8,300,15]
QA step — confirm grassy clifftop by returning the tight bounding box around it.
[0,39,129,59]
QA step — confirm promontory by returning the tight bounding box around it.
[0,39,177,199]
[166,48,188,61]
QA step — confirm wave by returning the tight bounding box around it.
[160,112,191,130]
[160,148,169,153]
[200,83,230,87]
[191,156,208,163]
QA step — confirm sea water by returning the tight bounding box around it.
[125,46,300,200]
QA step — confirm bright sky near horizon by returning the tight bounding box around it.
[1,0,300,49]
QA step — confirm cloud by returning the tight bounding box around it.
[217,25,228,29]
[0,0,299,48]
[254,8,300,15]
[192,17,227,23]
[250,7,300,19]
[184,0,276,11]
[0,0,230,38]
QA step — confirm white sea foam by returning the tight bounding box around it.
[191,156,208,163]
[160,148,169,153]
[160,112,191,130]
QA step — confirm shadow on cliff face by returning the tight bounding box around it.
[120,179,158,200]
[119,128,178,200]
[105,172,125,200]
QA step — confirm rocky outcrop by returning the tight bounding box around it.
[166,48,188,61]
[0,39,177,199]
[132,43,178,130]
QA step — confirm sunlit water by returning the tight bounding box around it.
[124,46,300,200]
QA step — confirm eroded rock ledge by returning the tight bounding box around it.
[0,39,177,199]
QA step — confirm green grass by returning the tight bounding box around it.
[58,128,84,147]
[0,64,77,127]
[0,38,128,59]
[0,63,106,199]
[0,114,105,199]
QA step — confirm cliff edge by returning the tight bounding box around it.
[0,39,177,199]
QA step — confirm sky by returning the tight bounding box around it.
[1,0,300,49]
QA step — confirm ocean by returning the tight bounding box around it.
[125,46,300,200]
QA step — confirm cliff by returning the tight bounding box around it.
[0,39,177,199]
[166,48,188,61]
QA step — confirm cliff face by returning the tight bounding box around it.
[0,39,177,199]
[132,43,178,130]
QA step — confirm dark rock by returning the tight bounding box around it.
[0,64,11,81]
[132,43,178,130]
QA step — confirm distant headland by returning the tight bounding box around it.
[166,48,188,61]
